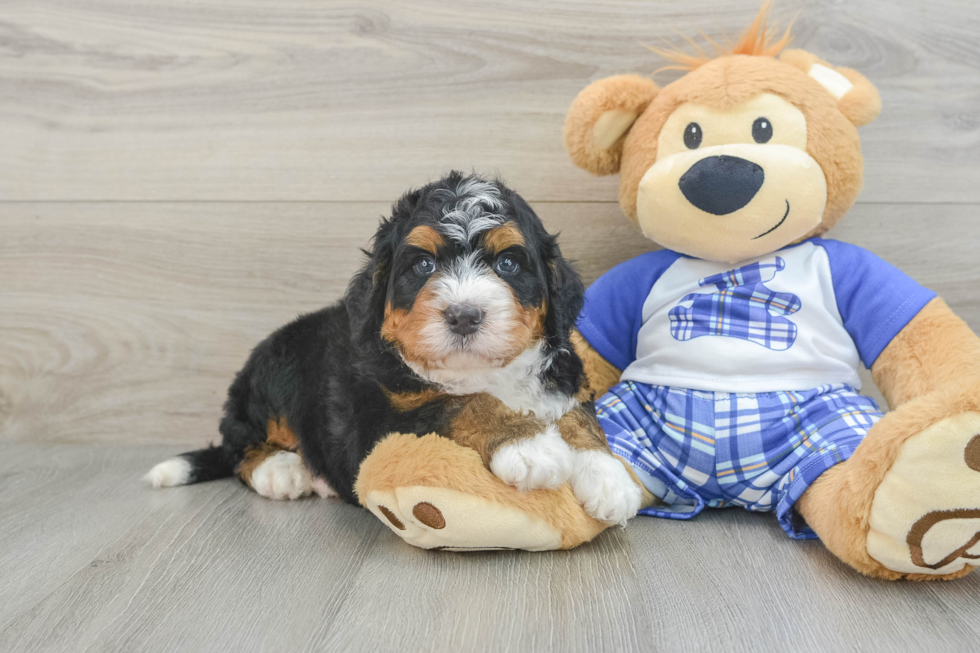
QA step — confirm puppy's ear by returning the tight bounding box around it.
[780,49,881,127]
[563,74,659,176]
[365,185,424,301]
[540,237,586,396]
[346,217,397,344]
[542,237,585,347]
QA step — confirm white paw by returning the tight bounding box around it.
[250,451,313,500]
[490,424,573,492]
[311,477,338,498]
[144,457,191,488]
[569,450,642,526]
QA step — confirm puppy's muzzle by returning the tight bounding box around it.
[444,304,484,336]
[678,155,765,216]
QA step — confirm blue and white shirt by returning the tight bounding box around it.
[577,238,936,393]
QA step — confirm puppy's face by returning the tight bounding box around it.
[378,177,555,371]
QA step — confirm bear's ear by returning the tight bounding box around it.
[779,49,881,127]
[563,74,659,176]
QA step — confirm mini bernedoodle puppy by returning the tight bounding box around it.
[147,172,642,525]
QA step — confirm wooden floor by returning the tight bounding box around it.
[2,1,979,651]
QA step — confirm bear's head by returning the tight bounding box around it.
[563,5,881,264]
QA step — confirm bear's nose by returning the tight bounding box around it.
[678,155,765,216]
[444,304,483,336]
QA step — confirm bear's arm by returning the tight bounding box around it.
[574,249,684,396]
[571,329,622,399]
[871,297,980,409]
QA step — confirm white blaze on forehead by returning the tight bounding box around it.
[439,178,505,245]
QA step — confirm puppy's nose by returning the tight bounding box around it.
[444,304,483,336]
[678,155,765,216]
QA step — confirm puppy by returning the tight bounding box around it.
[146,172,641,525]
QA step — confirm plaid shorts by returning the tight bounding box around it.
[596,381,883,539]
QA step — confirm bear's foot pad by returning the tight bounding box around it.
[868,412,980,576]
[364,486,562,552]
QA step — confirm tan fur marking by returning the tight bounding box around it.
[405,225,444,254]
[266,417,299,450]
[556,404,611,452]
[237,442,283,488]
[449,393,546,468]
[384,387,446,412]
[571,329,622,400]
[484,223,525,254]
[506,297,546,360]
[380,283,443,368]
[412,502,447,529]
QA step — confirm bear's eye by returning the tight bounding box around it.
[752,117,773,143]
[684,122,702,149]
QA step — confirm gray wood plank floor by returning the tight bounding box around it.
[2,0,980,651]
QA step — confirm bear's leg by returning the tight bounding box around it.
[797,383,980,580]
[355,433,652,551]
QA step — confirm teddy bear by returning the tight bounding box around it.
[354,5,980,580]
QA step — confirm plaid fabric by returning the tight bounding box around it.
[668,257,802,350]
[596,380,883,539]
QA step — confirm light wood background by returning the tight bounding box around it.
[1,1,979,651]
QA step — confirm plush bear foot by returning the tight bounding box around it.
[355,433,613,551]
[362,485,563,551]
[798,388,980,580]
[866,411,980,577]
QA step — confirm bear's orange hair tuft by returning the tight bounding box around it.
[647,1,794,73]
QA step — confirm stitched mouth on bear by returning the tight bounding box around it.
[752,200,791,240]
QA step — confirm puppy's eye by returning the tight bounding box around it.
[684,122,702,149]
[752,117,773,143]
[494,256,519,276]
[413,256,436,276]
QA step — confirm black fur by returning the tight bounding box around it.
[168,172,587,505]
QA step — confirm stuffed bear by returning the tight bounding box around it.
[354,5,980,580]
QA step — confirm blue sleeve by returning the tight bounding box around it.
[576,249,682,371]
[816,239,937,368]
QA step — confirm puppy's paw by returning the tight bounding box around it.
[250,451,313,500]
[569,450,642,526]
[311,477,338,498]
[490,425,573,492]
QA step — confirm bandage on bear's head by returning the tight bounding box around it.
[563,2,882,264]
[371,172,582,372]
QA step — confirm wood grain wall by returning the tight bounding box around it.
[2,0,979,447]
